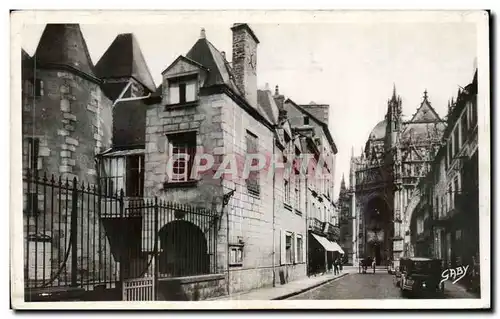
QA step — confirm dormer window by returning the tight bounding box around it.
[167,75,198,106]
[303,116,309,125]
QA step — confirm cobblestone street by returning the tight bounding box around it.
[289,270,479,300]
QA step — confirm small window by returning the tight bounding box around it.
[30,79,43,97]
[167,132,197,183]
[167,76,198,105]
[303,116,309,125]
[296,235,304,263]
[284,179,290,207]
[126,155,144,197]
[101,157,125,196]
[453,128,460,156]
[246,130,260,196]
[286,233,293,264]
[229,245,243,266]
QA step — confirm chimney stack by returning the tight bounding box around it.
[231,23,259,108]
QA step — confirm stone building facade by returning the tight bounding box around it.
[143,24,338,296]
[411,70,479,274]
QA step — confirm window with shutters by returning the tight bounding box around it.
[284,179,291,210]
[167,75,198,106]
[296,235,304,263]
[246,130,260,196]
[285,233,293,264]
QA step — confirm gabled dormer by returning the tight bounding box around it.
[161,55,208,107]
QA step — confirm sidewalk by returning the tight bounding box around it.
[444,280,480,299]
[211,266,357,301]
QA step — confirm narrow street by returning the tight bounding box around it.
[288,269,479,300]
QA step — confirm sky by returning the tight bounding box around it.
[21,14,478,200]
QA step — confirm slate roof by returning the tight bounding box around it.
[257,89,279,124]
[34,24,96,78]
[186,37,242,94]
[402,93,445,141]
[95,33,156,92]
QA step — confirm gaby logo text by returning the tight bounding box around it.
[440,265,469,286]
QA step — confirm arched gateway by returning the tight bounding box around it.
[348,87,445,267]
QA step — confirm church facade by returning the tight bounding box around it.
[347,88,446,267]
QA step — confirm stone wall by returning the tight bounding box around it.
[22,67,115,287]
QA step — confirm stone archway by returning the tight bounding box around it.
[363,195,393,266]
[158,220,209,278]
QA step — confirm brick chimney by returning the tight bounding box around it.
[231,23,259,108]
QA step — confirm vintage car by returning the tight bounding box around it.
[395,257,445,298]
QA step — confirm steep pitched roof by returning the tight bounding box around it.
[186,37,241,93]
[95,33,156,92]
[285,98,338,154]
[402,91,445,141]
[257,89,279,124]
[407,92,443,123]
[34,24,96,79]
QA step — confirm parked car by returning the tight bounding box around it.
[396,257,445,298]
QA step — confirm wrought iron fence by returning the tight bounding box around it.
[124,198,219,280]
[23,170,122,292]
[23,170,220,300]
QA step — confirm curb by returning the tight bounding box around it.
[272,272,349,300]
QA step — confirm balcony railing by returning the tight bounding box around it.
[309,218,323,233]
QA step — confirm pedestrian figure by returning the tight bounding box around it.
[339,257,343,272]
[334,258,340,275]
[372,257,376,274]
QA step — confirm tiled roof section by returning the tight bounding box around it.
[112,99,147,148]
[34,24,95,78]
[257,89,279,124]
[95,33,156,92]
[186,38,241,94]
